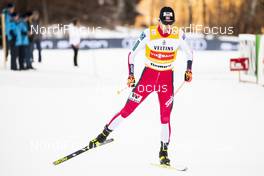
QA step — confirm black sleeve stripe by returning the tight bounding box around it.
[132,40,140,51]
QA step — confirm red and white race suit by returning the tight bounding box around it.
[108,25,193,143]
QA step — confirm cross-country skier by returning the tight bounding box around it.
[89,7,193,166]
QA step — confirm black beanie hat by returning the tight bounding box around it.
[159,7,175,25]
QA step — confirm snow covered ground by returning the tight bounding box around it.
[0,49,263,176]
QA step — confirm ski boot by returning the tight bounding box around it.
[89,125,112,148]
[159,141,170,166]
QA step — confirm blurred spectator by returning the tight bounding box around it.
[9,12,19,70]
[2,3,15,58]
[26,11,35,68]
[69,18,81,67]
[15,13,30,70]
[31,10,42,63]
[22,12,35,69]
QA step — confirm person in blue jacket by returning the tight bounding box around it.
[2,3,15,58]
[25,11,35,69]
[9,12,19,70]
[9,13,32,70]
[16,13,31,70]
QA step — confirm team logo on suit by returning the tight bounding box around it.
[128,92,142,103]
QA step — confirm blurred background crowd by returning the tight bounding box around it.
[1,0,264,34]
[0,0,264,71]
[1,2,41,71]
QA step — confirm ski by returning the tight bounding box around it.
[151,163,188,171]
[53,138,114,165]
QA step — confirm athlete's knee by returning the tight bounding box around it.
[120,109,133,118]
[161,116,170,124]
[120,102,136,118]
[160,111,171,124]
[160,103,173,123]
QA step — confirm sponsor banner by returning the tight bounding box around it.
[35,37,239,51]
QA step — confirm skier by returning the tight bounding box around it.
[89,7,193,166]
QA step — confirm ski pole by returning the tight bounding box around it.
[174,81,185,96]
[165,81,186,107]
[117,86,129,95]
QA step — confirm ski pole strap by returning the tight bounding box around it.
[129,64,134,75]
[187,60,192,70]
